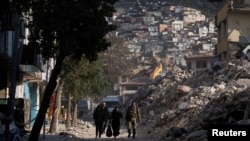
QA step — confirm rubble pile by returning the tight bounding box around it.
[56,119,94,140]
[134,59,250,141]
[66,120,93,134]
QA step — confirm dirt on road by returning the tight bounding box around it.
[80,119,159,141]
[21,116,160,141]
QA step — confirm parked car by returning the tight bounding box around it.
[77,100,90,118]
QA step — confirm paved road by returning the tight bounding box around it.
[79,118,159,141]
[76,110,160,141]
[21,118,160,141]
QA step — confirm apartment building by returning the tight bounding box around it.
[215,0,250,61]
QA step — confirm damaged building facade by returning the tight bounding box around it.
[215,0,250,61]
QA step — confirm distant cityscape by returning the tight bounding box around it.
[108,1,217,70]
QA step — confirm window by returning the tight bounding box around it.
[126,85,138,90]
[187,62,191,69]
[196,60,207,68]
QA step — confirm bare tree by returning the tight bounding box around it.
[99,36,137,87]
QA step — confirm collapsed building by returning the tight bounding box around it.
[130,57,250,141]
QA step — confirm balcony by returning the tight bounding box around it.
[19,65,43,82]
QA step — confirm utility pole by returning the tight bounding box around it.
[43,60,49,139]
[10,12,20,123]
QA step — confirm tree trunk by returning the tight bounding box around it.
[49,80,63,133]
[72,100,78,127]
[28,51,65,141]
[66,92,72,129]
[90,98,93,111]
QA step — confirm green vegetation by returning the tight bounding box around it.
[11,0,118,140]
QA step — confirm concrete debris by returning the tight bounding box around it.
[57,119,94,140]
[130,59,250,140]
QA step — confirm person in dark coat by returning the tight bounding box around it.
[101,102,110,134]
[93,104,105,139]
[110,106,123,139]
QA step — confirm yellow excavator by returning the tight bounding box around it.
[150,63,162,80]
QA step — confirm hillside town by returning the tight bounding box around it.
[38,1,250,140]
[107,0,221,108]
[112,0,217,71]
[112,0,250,141]
[32,1,250,140]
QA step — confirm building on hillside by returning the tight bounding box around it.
[118,76,150,105]
[185,52,214,73]
[159,23,168,33]
[172,20,184,31]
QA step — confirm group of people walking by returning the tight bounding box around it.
[93,100,141,140]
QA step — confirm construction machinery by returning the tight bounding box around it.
[150,63,162,80]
